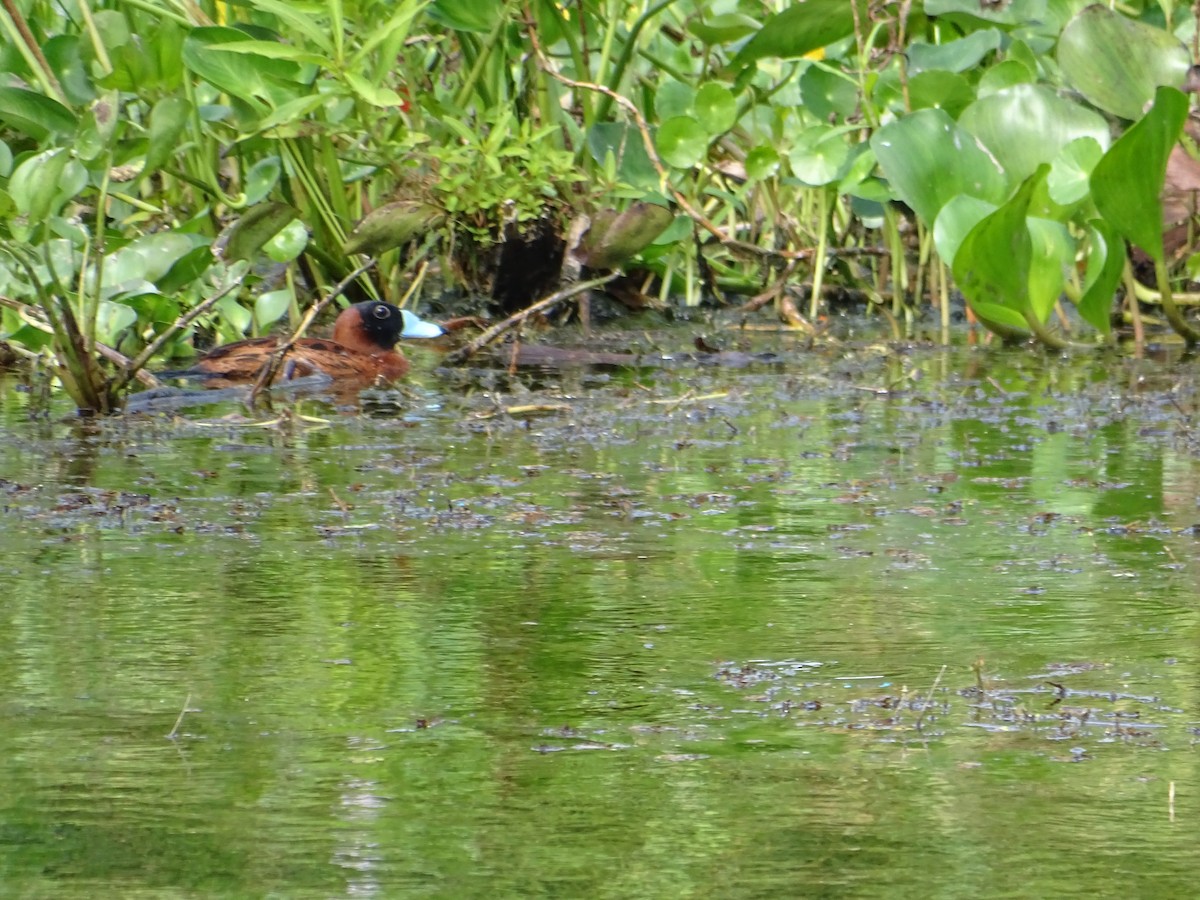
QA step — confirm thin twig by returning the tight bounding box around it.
[166,692,192,740]
[442,273,619,366]
[913,664,948,732]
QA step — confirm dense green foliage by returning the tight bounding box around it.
[1,0,1198,411]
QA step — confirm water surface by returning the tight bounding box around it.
[1,336,1198,897]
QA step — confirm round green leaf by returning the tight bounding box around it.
[906,70,974,117]
[1046,137,1104,208]
[958,84,1109,186]
[799,65,858,120]
[746,145,780,180]
[1058,6,1190,120]
[871,109,1007,223]
[694,83,737,135]
[244,156,282,206]
[656,116,708,168]
[264,219,309,262]
[787,126,849,186]
[907,30,1002,74]
[254,289,293,329]
[933,194,997,266]
[654,81,694,122]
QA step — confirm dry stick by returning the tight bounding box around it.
[110,274,249,394]
[913,664,948,732]
[443,274,620,367]
[246,258,378,405]
[166,692,191,740]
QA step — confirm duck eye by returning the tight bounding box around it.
[372,304,390,319]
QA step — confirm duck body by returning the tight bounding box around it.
[162,301,444,389]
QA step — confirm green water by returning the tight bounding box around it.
[1,341,1198,898]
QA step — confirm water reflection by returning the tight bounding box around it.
[1,344,1200,896]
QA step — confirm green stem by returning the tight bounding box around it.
[808,188,830,320]
[1155,256,1200,345]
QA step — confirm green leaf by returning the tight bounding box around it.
[800,65,859,120]
[925,0,1047,25]
[787,125,850,186]
[265,219,309,263]
[344,200,445,255]
[9,150,70,222]
[577,202,674,269]
[657,116,708,168]
[904,71,974,117]
[1026,217,1072,324]
[1045,137,1104,208]
[1058,5,1190,120]
[343,72,406,108]
[255,289,294,329]
[746,145,780,180]
[145,96,191,178]
[0,88,78,141]
[182,27,306,113]
[694,83,737,135]
[219,202,300,261]
[951,166,1049,330]
[588,123,657,189]
[1091,86,1188,263]
[428,0,499,33]
[907,30,1002,74]
[732,0,867,67]
[870,108,1007,224]
[689,13,760,45]
[240,0,332,52]
[654,81,694,122]
[932,194,997,266]
[1076,220,1122,334]
[958,84,1109,187]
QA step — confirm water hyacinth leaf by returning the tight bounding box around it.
[182,27,306,112]
[732,0,867,67]
[694,83,737,135]
[788,126,850,186]
[215,293,253,336]
[932,194,996,266]
[157,246,215,294]
[588,123,658,189]
[925,0,1047,25]
[958,85,1109,186]
[265,219,309,263]
[219,202,300,262]
[244,156,283,207]
[145,96,191,177]
[1077,220,1122,334]
[1058,6,1190,120]
[1091,86,1188,263]
[344,200,446,256]
[978,59,1036,97]
[655,81,695,122]
[9,150,70,222]
[0,88,78,140]
[428,0,497,33]
[951,165,1048,330]
[871,108,1007,224]
[104,233,196,286]
[576,202,674,269]
[0,141,11,177]
[1026,217,1072,324]
[657,116,708,168]
[906,70,975,117]
[689,13,760,45]
[95,300,138,345]
[1045,137,1104,208]
[44,35,95,106]
[255,289,293,329]
[800,65,859,120]
[907,30,1002,74]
